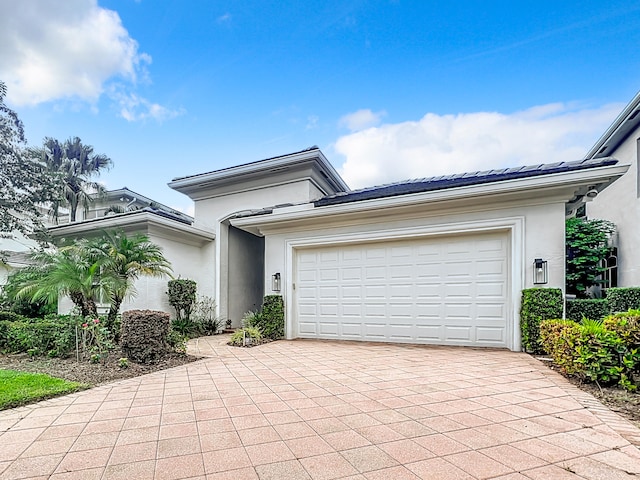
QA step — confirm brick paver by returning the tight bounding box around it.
[1,336,639,479]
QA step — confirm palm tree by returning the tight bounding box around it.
[32,137,112,222]
[15,247,103,317]
[87,230,172,326]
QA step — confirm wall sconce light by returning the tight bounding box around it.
[533,258,548,285]
[272,272,281,292]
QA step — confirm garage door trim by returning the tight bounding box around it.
[284,217,524,351]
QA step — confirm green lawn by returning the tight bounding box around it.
[0,369,87,410]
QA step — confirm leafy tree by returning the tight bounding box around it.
[13,247,102,317]
[85,230,172,326]
[0,81,58,240]
[566,217,615,297]
[32,136,112,222]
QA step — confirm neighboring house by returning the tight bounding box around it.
[586,91,640,287]
[48,188,214,315]
[4,146,629,351]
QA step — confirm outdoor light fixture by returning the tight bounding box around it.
[272,272,281,292]
[533,258,548,285]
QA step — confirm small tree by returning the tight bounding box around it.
[566,217,615,297]
[167,279,197,321]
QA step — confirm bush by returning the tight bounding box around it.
[540,319,582,375]
[1,317,78,357]
[229,326,262,346]
[120,310,171,363]
[0,311,26,322]
[256,295,284,340]
[575,319,627,386]
[167,279,197,321]
[541,312,640,391]
[566,299,609,323]
[192,296,221,335]
[606,288,640,313]
[520,288,563,353]
[603,310,640,348]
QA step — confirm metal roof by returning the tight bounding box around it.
[314,157,619,207]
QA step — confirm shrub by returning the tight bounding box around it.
[602,310,640,348]
[574,319,626,386]
[167,279,197,321]
[566,299,609,323]
[229,326,262,346]
[242,310,262,328]
[256,295,285,340]
[192,296,221,335]
[120,310,170,363]
[520,288,563,353]
[606,288,640,313]
[540,319,582,375]
[167,329,187,354]
[1,318,77,357]
[0,311,26,322]
[171,318,199,337]
[541,313,640,391]
[79,317,115,363]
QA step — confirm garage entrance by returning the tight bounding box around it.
[294,231,510,348]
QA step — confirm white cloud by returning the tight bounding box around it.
[339,109,386,131]
[306,115,319,130]
[334,102,623,189]
[0,0,146,106]
[0,0,180,122]
[217,13,232,23]
[112,90,184,122]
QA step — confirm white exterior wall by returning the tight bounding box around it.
[260,201,566,351]
[192,179,331,323]
[119,234,214,317]
[588,134,640,286]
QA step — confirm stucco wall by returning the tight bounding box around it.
[192,178,332,322]
[228,226,264,324]
[587,135,639,286]
[119,234,214,317]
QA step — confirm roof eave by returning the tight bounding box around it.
[230,163,629,232]
[585,91,640,159]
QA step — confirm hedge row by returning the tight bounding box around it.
[540,311,640,391]
[0,315,79,357]
[566,287,640,322]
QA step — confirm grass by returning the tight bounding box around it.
[0,369,87,410]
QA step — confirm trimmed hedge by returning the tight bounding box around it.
[520,288,563,354]
[120,310,170,363]
[565,299,609,323]
[258,295,284,339]
[540,311,640,391]
[607,288,640,313]
[0,317,77,357]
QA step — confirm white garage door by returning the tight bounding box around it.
[295,231,510,348]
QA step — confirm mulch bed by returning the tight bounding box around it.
[0,351,202,387]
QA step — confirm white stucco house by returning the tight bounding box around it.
[27,145,629,352]
[586,91,640,287]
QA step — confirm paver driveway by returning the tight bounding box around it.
[1,337,639,480]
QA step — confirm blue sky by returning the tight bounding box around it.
[1,0,640,214]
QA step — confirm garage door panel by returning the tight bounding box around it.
[342,304,362,317]
[445,326,473,341]
[320,269,339,281]
[295,231,509,348]
[476,327,505,343]
[365,266,386,280]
